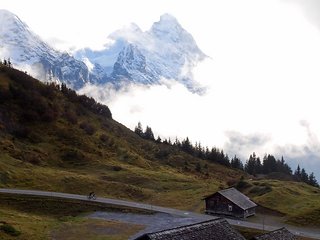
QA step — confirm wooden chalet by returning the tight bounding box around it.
[253,227,297,240]
[204,187,257,218]
[134,218,245,240]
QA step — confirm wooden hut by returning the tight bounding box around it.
[204,187,257,218]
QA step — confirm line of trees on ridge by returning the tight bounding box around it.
[134,122,319,188]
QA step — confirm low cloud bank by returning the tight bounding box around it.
[79,58,320,180]
[78,1,320,180]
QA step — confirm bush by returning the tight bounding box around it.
[0,88,11,101]
[61,149,86,164]
[236,179,252,190]
[64,109,78,124]
[249,185,272,196]
[41,107,58,122]
[0,223,21,236]
[154,149,170,159]
[11,125,30,138]
[112,166,122,171]
[79,122,95,135]
[99,134,109,142]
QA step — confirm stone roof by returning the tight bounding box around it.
[206,187,257,210]
[253,227,297,240]
[134,218,246,240]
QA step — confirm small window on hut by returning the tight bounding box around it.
[228,205,233,211]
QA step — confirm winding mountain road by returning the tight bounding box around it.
[0,188,319,239]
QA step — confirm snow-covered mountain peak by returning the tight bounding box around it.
[159,13,180,25]
[0,9,20,25]
[149,13,196,47]
[150,13,182,37]
[0,9,92,89]
[1,10,207,92]
[0,9,30,38]
[74,13,207,91]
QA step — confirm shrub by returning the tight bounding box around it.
[154,149,170,159]
[99,134,109,142]
[236,179,252,190]
[21,110,40,122]
[112,166,122,171]
[79,122,95,135]
[11,125,30,138]
[249,185,272,196]
[64,109,78,124]
[0,88,11,101]
[0,223,21,236]
[61,149,86,163]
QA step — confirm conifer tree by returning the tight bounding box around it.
[294,165,301,180]
[134,122,143,137]
[308,172,319,187]
[156,136,162,143]
[300,168,309,183]
[144,126,155,140]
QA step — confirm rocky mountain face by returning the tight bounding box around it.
[76,14,207,90]
[0,9,92,89]
[0,10,206,91]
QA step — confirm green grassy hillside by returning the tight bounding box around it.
[239,179,320,226]
[0,65,239,209]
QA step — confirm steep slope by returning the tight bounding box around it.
[0,9,91,89]
[1,66,320,233]
[0,65,238,210]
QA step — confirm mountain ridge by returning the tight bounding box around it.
[0,9,93,89]
[77,13,207,90]
[0,10,206,91]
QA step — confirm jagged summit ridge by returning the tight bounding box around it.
[75,13,207,90]
[0,10,207,91]
[150,13,184,39]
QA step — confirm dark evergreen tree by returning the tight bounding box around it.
[300,168,309,183]
[308,172,319,187]
[8,58,12,67]
[231,155,243,170]
[205,147,210,159]
[294,165,301,180]
[156,136,162,143]
[181,137,193,154]
[174,137,181,147]
[262,154,277,173]
[255,157,262,174]
[134,122,143,137]
[245,153,257,175]
[144,126,155,140]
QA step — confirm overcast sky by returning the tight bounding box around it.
[2,0,320,179]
